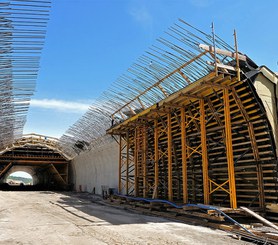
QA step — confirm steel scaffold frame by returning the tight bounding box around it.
[97,22,278,209]
[111,71,277,209]
[118,132,135,196]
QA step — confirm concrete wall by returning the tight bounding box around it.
[254,68,278,154]
[71,136,118,195]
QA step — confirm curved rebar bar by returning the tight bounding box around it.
[0,0,51,149]
[58,20,236,158]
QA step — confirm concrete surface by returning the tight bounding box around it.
[71,136,119,194]
[0,191,251,245]
[253,69,278,154]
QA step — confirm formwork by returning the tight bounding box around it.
[0,134,69,190]
[108,57,278,210]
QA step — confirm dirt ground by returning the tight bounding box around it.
[0,191,251,245]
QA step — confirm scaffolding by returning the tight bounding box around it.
[108,69,278,209]
[57,19,278,209]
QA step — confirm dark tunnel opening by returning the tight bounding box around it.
[0,144,71,191]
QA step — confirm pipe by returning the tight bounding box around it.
[114,194,254,235]
[241,206,278,231]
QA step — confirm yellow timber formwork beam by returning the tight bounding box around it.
[118,132,135,196]
[167,113,173,201]
[126,132,130,195]
[180,107,188,203]
[134,128,138,196]
[154,119,159,199]
[143,126,147,198]
[118,136,123,194]
[200,98,209,205]
[135,126,144,197]
[223,88,237,209]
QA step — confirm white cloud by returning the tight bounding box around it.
[30,99,90,113]
[128,2,153,28]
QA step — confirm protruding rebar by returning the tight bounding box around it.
[0,0,51,149]
[58,19,239,158]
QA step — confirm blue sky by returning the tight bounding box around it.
[23,0,278,138]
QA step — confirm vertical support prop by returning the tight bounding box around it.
[143,126,147,198]
[224,88,237,208]
[154,119,159,199]
[180,107,188,203]
[200,98,209,205]
[126,132,130,195]
[167,113,173,201]
[118,135,122,194]
[134,128,138,196]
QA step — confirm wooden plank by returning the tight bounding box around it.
[0,162,12,178]
[199,44,246,61]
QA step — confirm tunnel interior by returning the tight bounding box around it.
[0,144,70,191]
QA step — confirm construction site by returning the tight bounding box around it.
[1,0,278,244]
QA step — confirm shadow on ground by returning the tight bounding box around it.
[53,191,181,226]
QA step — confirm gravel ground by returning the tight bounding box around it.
[0,191,251,245]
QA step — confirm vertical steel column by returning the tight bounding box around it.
[118,136,122,194]
[143,126,147,198]
[134,128,138,196]
[223,88,237,208]
[180,107,188,203]
[154,119,159,199]
[200,98,209,205]
[167,113,173,201]
[126,132,130,195]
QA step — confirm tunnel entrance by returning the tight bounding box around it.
[0,135,70,191]
[6,171,33,186]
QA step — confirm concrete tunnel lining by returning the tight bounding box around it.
[0,136,70,190]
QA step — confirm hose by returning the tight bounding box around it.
[114,194,254,235]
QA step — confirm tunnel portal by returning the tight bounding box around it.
[0,134,70,191]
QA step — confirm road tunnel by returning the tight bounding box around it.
[0,134,70,191]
